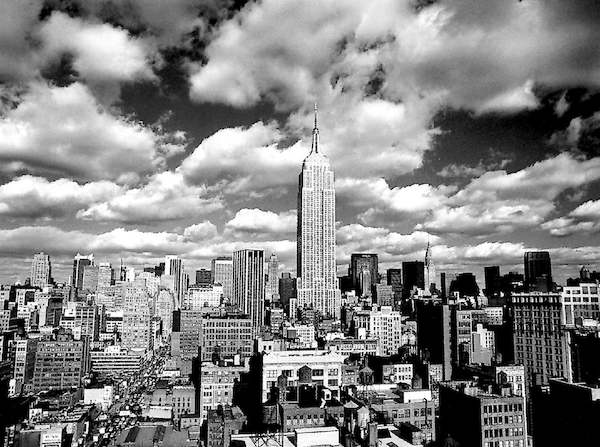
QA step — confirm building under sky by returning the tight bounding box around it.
[296,106,341,319]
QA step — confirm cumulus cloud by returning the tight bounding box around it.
[225,208,296,237]
[0,175,120,219]
[0,81,185,182]
[542,199,600,237]
[37,12,157,100]
[77,172,223,223]
[183,221,219,241]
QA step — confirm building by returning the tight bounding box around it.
[97,262,113,288]
[509,292,572,395]
[402,261,424,297]
[72,253,94,290]
[524,251,552,292]
[374,284,394,307]
[233,249,265,329]
[206,405,246,447]
[560,282,600,325]
[30,252,52,289]
[381,363,414,385]
[484,266,501,298]
[195,268,212,286]
[261,350,345,402]
[266,253,279,302]
[33,331,85,392]
[199,362,248,421]
[165,255,186,309]
[296,106,341,319]
[155,289,174,338]
[183,284,223,309]
[199,316,254,362]
[415,301,452,381]
[282,324,316,349]
[324,338,378,357]
[211,257,233,303]
[13,338,38,394]
[439,381,527,447]
[90,346,141,376]
[279,273,297,312]
[349,254,378,298]
[353,307,402,356]
[59,302,99,341]
[424,241,436,293]
[179,309,204,362]
[122,287,151,355]
[386,268,402,305]
[82,265,99,292]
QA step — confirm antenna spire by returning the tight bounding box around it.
[311,102,320,153]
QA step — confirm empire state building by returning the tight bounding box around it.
[296,105,341,319]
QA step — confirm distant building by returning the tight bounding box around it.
[386,268,402,304]
[402,261,424,297]
[90,346,141,376]
[325,338,379,357]
[350,254,378,298]
[195,268,212,286]
[199,316,254,362]
[484,266,501,298]
[524,251,552,292]
[233,249,265,329]
[165,255,186,309]
[97,262,113,288]
[266,253,279,302]
[183,284,223,309]
[279,273,296,312]
[33,331,85,392]
[82,265,99,292]
[122,286,151,355]
[353,307,402,356]
[424,241,436,293]
[72,253,94,290]
[374,284,394,307]
[211,257,233,303]
[30,252,52,289]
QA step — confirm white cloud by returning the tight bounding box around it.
[77,172,223,223]
[0,1,41,81]
[0,175,120,219]
[0,81,184,182]
[542,199,600,237]
[38,12,156,93]
[183,221,219,242]
[225,208,296,237]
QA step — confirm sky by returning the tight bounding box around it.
[0,0,599,286]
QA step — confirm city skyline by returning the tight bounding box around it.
[0,1,599,287]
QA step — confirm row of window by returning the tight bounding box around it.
[483,403,523,414]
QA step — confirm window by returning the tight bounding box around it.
[313,369,324,376]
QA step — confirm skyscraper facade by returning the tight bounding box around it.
[165,255,185,309]
[30,252,51,288]
[266,253,279,301]
[424,242,436,293]
[350,253,378,298]
[296,106,341,318]
[524,251,553,292]
[211,257,233,303]
[232,249,265,328]
[402,261,425,297]
[72,253,94,289]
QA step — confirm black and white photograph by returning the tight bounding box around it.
[0,1,599,446]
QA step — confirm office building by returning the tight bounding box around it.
[183,284,223,309]
[97,262,113,288]
[211,257,233,303]
[90,346,142,376]
[59,302,99,341]
[353,307,402,356]
[165,255,186,309]
[374,284,394,306]
[195,268,212,286]
[199,316,254,362]
[484,266,501,298]
[30,252,51,289]
[155,289,174,338]
[560,282,600,325]
[279,273,296,310]
[324,338,379,357]
[233,249,265,328]
[386,268,402,304]
[13,338,38,394]
[33,331,85,392]
[402,261,425,297]
[122,287,151,355]
[349,254,378,298]
[266,253,279,302]
[82,265,99,292]
[199,362,248,421]
[524,251,552,292]
[415,300,452,380]
[72,253,94,290]
[179,309,204,361]
[296,106,341,319]
[439,381,527,447]
[425,241,436,293]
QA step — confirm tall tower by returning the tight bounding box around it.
[72,253,94,289]
[31,252,52,288]
[266,253,279,301]
[296,105,341,318]
[425,241,436,294]
[233,249,265,328]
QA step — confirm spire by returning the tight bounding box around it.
[311,102,319,153]
[425,239,431,266]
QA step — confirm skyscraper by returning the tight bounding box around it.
[72,253,94,289]
[266,253,279,301]
[350,253,378,298]
[387,268,402,304]
[97,262,113,289]
[30,252,51,288]
[424,241,436,293]
[524,251,553,292]
[402,261,425,297]
[165,255,185,309]
[484,266,501,298]
[296,105,341,318]
[233,249,265,328]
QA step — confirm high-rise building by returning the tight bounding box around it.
[165,255,185,309]
[349,254,378,298]
[199,316,254,362]
[296,106,341,318]
[82,265,99,292]
[211,257,233,303]
[266,253,279,302]
[402,261,425,297]
[72,253,94,289]
[278,273,296,315]
[122,287,151,356]
[33,330,85,392]
[484,266,501,298]
[386,268,402,304]
[97,262,113,288]
[524,251,552,292]
[233,249,265,328]
[30,252,51,289]
[195,268,212,286]
[425,241,436,293]
[353,307,402,356]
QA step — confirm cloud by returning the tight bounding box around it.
[0,175,121,219]
[37,12,157,100]
[183,221,218,242]
[225,208,296,237]
[0,81,185,182]
[542,199,600,237]
[76,172,223,223]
